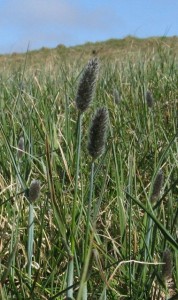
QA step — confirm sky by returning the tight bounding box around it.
[0,0,178,54]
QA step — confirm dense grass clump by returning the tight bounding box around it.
[0,41,178,300]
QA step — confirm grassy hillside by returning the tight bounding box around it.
[0,36,178,299]
[0,36,178,70]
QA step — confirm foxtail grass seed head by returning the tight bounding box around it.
[75,57,99,113]
[17,136,24,158]
[146,90,154,108]
[150,169,164,202]
[88,107,108,160]
[113,88,121,105]
[28,180,40,202]
[162,249,172,280]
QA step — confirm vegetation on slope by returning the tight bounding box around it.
[0,36,178,299]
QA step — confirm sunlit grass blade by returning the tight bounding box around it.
[125,192,178,250]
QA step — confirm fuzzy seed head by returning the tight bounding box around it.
[88,107,108,160]
[162,249,172,280]
[17,137,24,158]
[113,89,121,105]
[75,57,99,113]
[150,169,164,202]
[146,90,154,108]
[28,180,40,202]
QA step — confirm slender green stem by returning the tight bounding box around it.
[126,192,178,250]
[129,192,132,297]
[84,161,95,259]
[144,217,153,260]
[77,237,94,300]
[141,215,153,284]
[71,112,82,252]
[28,202,34,283]
[80,161,95,299]
[109,119,126,246]
[67,112,82,298]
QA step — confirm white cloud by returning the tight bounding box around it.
[0,0,74,28]
[0,0,122,52]
[2,0,122,30]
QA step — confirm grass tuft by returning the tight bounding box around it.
[1,40,178,299]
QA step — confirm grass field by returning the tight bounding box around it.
[0,37,178,300]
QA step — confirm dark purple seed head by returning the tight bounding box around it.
[88,107,108,160]
[150,169,164,202]
[28,180,41,202]
[146,90,154,108]
[75,57,99,113]
[162,249,172,280]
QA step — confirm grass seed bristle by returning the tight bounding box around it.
[17,136,24,158]
[75,57,99,113]
[88,107,108,160]
[150,169,164,202]
[162,249,172,280]
[146,90,154,108]
[28,180,41,202]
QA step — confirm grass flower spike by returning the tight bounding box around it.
[162,249,172,280]
[17,136,24,158]
[150,169,164,202]
[88,107,108,160]
[27,180,40,283]
[79,108,108,298]
[146,90,154,108]
[75,57,99,113]
[29,180,41,202]
[67,57,99,298]
[113,88,121,105]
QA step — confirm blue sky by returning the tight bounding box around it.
[0,0,178,54]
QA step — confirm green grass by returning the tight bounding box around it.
[0,39,178,300]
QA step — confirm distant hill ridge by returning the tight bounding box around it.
[0,35,178,67]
